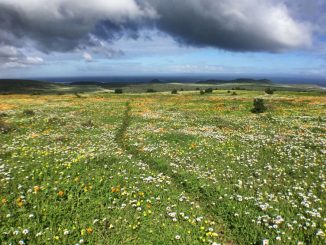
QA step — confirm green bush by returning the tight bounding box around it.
[200,90,205,95]
[115,89,123,94]
[81,119,94,128]
[265,88,274,94]
[251,98,267,113]
[0,119,12,134]
[171,89,178,94]
[205,88,213,93]
[146,88,157,93]
[74,92,82,98]
[23,109,35,116]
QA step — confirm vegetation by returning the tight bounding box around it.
[171,89,178,94]
[251,98,267,113]
[0,88,325,244]
[114,88,123,94]
[204,88,213,93]
[146,88,157,93]
[265,88,275,94]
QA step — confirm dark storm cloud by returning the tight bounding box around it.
[0,0,317,59]
[0,0,156,52]
[143,0,311,52]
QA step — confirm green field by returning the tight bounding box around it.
[0,88,325,244]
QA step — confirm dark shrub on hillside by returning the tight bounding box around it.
[146,88,157,93]
[0,119,13,134]
[180,88,184,91]
[251,98,267,113]
[205,88,213,93]
[200,90,205,95]
[196,87,200,90]
[0,112,8,117]
[23,109,35,116]
[82,119,94,128]
[171,89,178,94]
[114,89,123,94]
[232,92,237,95]
[265,88,274,94]
[74,92,82,98]
[227,90,230,93]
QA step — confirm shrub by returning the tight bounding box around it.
[232,92,237,95]
[251,98,267,113]
[205,88,213,93]
[200,90,205,95]
[227,90,231,93]
[114,89,123,94]
[0,111,8,117]
[146,88,156,93]
[180,88,184,91]
[82,119,94,128]
[74,92,82,98]
[23,109,35,116]
[171,89,178,94]
[0,119,12,134]
[196,88,200,90]
[265,88,274,94]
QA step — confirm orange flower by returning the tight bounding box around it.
[146,203,152,209]
[111,186,120,193]
[33,186,41,193]
[58,191,64,197]
[86,227,93,234]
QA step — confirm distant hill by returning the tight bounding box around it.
[196,78,273,84]
[0,79,58,92]
[148,79,168,84]
[69,81,105,86]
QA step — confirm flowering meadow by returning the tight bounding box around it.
[0,90,325,244]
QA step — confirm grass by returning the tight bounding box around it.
[0,89,325,244]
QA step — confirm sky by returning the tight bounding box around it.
[0,0,325,80]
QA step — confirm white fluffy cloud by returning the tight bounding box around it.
[0,45,43,68]
[83,52,93,62]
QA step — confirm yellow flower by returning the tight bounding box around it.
[16,197,24,207]
[58,191,64,197]
[111,186,120,193]
[190,143,197,148]
[86,227,93,234]
[2,198,7,204]
[33,185,41,193]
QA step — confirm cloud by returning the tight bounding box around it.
[144,0,311,52]
[83,52,93,62]
[0,0,318,62]
[0,0,157,52]
[0,45,44,68]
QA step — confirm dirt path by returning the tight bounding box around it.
[114,101,234,244]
